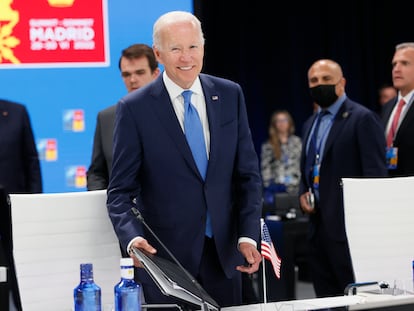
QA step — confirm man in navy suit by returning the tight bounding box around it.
[0,99,42,194]
[107,11,263,308]
[299,59,387,298]
[382,42,414,177]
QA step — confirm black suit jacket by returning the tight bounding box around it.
[0,187,22,311]
[381,96,414,176]
[87,104,116,190]
[300,98,388,241]
[0,99,42,194]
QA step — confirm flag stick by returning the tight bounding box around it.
[262,256,267,304]
[260,217,267,304]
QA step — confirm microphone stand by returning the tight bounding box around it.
[131,207,211,311]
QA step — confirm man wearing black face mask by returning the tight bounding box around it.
[298,59,388,299]
[309,83,339,108]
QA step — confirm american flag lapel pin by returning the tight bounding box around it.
[212,95,219,101]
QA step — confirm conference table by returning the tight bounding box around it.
[222,293,414,311]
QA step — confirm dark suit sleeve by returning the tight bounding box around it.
[233,84,263,241]
[87,113,109,190]
[107,98,144,252]
[22,106,42,193]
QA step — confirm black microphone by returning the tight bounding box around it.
[131,207,214,311]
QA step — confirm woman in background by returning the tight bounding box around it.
[261,110,302,202]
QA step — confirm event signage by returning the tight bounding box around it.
[0,0,108,68]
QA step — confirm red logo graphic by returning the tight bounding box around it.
[0,0,108,68]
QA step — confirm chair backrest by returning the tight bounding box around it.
[343,176,414,285]
[9,190,122,311]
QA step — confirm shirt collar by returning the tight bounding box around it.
[162,71,203,101]
[399,90,414,105]
[316,93,346,117]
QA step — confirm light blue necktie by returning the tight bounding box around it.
[182,90,212,237]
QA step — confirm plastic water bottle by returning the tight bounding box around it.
[114,258,141,311]
[74,263,102,311]
[412,260,414,292]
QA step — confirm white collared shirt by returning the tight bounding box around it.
[162,71,210,158]
[385,90,414,135]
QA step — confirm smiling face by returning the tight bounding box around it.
[153,20,204,89]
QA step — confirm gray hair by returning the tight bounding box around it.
[396,42,414,51]
[152,11,205,51]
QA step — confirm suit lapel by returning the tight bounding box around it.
[381,99,397,124]
[396,100,414,140]
[323,101,351,157]
[199,75,220,174]
[149,76,207,180]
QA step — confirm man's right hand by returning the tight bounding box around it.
[128,236,157,267]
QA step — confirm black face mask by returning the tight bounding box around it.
[309,84,338,108]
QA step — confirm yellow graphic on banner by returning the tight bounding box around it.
[46,139,58,161]
[0,0,21,63]
[47,0,75,7]
[75,174,86,188]
[73,110,85,132]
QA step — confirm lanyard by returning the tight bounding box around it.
[313,117,334,164]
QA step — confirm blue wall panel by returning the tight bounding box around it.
[0,0,193,192]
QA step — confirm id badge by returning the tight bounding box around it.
[312,164,320,189]
[386,147,398,169]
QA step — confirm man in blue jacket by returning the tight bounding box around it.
[107,11,263,308]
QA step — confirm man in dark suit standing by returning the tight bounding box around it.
[0,98,40,310]
[299,59,388,298]
[0,99,42,194]
[86,44,160,190]
[382,42,414,177]
[107,11,263,308]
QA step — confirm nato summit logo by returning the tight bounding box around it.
[63,109,85,132]
[65,165,86,188]
[0,0,109,68]
[37,138,58,161]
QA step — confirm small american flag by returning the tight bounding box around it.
[260,218,281,279]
